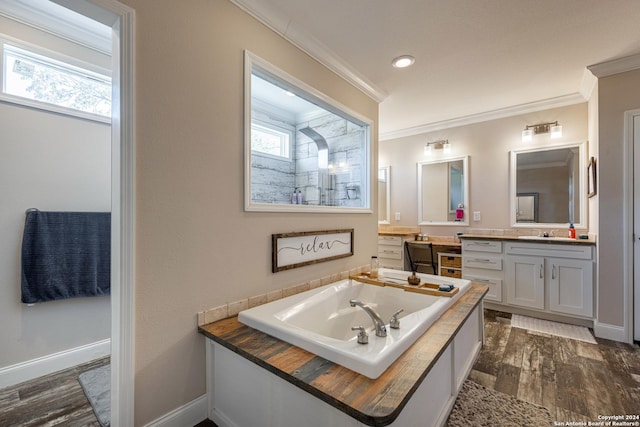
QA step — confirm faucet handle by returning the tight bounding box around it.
[351,326,369,344]
[390,309,404,329]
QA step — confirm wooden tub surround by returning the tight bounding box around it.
[198,282,488,427]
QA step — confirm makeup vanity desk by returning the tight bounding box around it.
[377,228,462,276]
[406,240,462,278]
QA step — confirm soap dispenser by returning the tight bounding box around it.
[569,223,576,238]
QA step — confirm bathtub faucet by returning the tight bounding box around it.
[349,299,387,337]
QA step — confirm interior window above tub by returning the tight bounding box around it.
[245,51,373,213]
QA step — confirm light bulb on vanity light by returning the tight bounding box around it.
[443,141,452,154]
[522,128,533,142]
[550,124,563,138]
[424,145,432,156]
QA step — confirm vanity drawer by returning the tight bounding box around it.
[505,242,593,260]
[463,256,503,271]
[378,247,402,260]
[379,258,403,269]
[463,274,503,302]
[378,235,403,246]
[462,240,502,253]
[440,254,462,268]
[441,268,462,279]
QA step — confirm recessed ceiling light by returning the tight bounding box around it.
[392,55,415,68]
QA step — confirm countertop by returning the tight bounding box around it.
[198,283,488,426]
[459,234,596,246]
[406,239,462,248]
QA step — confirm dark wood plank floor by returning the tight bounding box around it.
[2,310,638,426]
[0,357,109,427]
[470,310,640,422]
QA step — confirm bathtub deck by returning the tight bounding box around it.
[198,283,488,426]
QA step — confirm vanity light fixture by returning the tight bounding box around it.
[424,139,450,155]
[392,55,415,68]
[522,121,562,142]
[442,141,452,154]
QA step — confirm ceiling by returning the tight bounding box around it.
[232,0,640,139]
[4,0,640,140]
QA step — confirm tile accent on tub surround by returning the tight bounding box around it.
[228,299,249,317]
[267,289,283,303]
[283,282,310,298]
[248,293,268,308]
[197,264,371,326]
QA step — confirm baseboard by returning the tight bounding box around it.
[0,338,110,389]
[594,321,627,342]
[143,394,208,427]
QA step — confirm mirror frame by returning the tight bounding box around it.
[378,166,391,224]
[509,140,587,229]
[244,51,373,213]
[417,155,469,226]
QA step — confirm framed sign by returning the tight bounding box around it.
[272,229,354,272]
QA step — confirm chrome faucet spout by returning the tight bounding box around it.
[349,299,387,337]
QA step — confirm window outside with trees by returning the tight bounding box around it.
[2,43,111,120]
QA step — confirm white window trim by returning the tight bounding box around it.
[251,119,294,162]
[0,34,112,124]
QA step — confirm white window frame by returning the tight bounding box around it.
[250,120,293,162]
[0,35,111,124]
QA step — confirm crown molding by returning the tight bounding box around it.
[587,53,640,78]
[0,0,112,54]
[229,0,387,103]
[379,93,586,141]
[579,68,598,100]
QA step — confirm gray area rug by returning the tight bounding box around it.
[78,364,110,427]
[446,380,553,427]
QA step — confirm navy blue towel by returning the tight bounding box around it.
[21,210,111,304]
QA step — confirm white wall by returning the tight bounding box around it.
[379,103,589,236]
[0,18,111,370]
[0,103,112,368]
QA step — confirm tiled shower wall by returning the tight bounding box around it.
[250,110,296,204]
[295,113,364,207]
[250,109,364,207]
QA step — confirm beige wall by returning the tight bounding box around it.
[121,0,378,424]
[379,103,589,236]
[597,69,640,327]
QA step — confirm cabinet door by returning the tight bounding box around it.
[506,255,545,310]
[548,258,593,317]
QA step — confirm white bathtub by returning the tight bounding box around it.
[238,268,471,379]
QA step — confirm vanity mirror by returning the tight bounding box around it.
[417,156,469,225]
[244,51,372,213]
[378,166,390,224]
[510,141,586,228]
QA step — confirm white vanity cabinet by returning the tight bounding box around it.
[378,235,406,269]
[462,240,504,303]
[505,242,594,318]
[505,255,545,310]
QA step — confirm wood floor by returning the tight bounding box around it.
[0,357,109,427]
[2,310,638,426]
[471,310,640,422]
